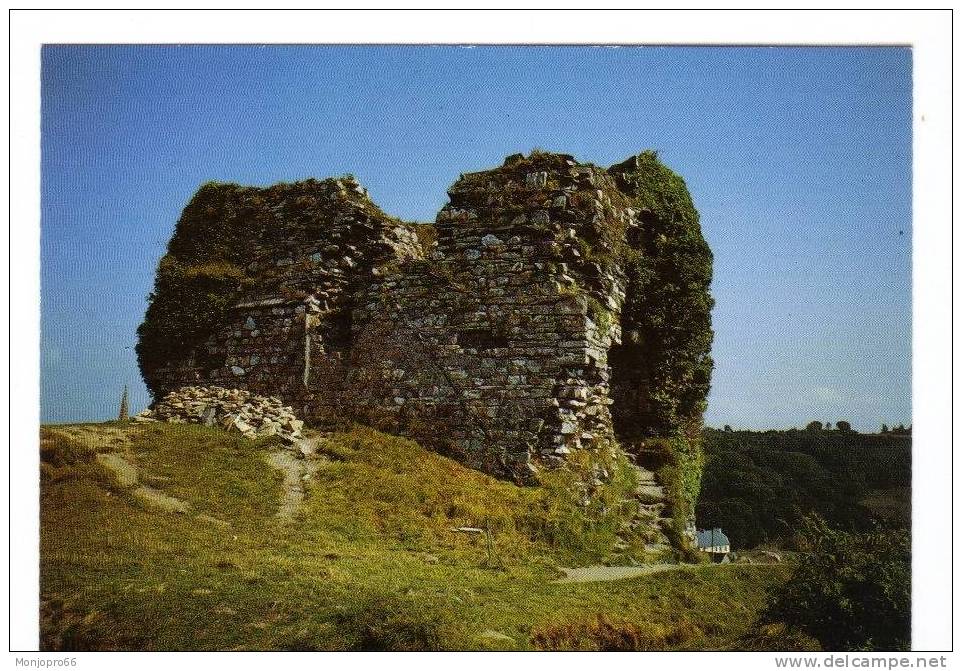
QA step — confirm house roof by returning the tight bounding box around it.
[696,528,730,549]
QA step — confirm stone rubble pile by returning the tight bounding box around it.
[134,385,304,444]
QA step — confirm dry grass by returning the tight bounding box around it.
[531,613,704,651]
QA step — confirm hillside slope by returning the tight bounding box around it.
[40,422,800,651]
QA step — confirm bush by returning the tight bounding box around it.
[763,516,910,651]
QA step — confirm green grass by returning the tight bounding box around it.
[40,422,798,651]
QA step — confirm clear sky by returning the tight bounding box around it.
[40,45,912,431]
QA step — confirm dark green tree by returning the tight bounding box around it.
[805,421,822,432]
[836,421,852,433]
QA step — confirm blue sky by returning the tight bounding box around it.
[40,45,912,431]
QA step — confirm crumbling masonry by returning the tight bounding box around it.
[138,150,713,539]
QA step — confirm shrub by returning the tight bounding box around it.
[413,223,439,256]
[763,516,911,651]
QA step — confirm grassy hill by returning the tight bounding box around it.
[40,422,804,651]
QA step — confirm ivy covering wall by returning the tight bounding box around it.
[608,151,714,439]
[608,151,714,539]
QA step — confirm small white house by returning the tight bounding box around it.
[696,528,731,562]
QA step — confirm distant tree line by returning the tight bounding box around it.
[803,420,852,432]
[696,427,911,549]
[723,421,911,435]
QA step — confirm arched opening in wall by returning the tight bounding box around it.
[609,326,671,472]
[323,303,354,352]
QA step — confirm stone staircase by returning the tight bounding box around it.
[610,454,675,560]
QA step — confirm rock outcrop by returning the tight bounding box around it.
[136,150,713,546]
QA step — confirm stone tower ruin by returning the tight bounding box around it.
[137,150,713,537]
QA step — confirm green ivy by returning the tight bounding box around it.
[609,151,714,437]
[585,296,614,339]
[136,255,247,393]
[651,436,702,528]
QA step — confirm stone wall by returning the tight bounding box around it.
[140,176,424,423]
[138,151,712,522]
[346,152,637,481]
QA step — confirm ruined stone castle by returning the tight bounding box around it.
[138,151,713,524]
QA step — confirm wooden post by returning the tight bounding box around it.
[450,523,498,567]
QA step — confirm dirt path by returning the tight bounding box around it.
[94,444,193,515]
[555,563,684,583]
[49,425,197,517]
[265,438,326,521]
[556,561,778,584]
[95,453,139,488]
[131,485,191,513]
[51,424,330,523]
